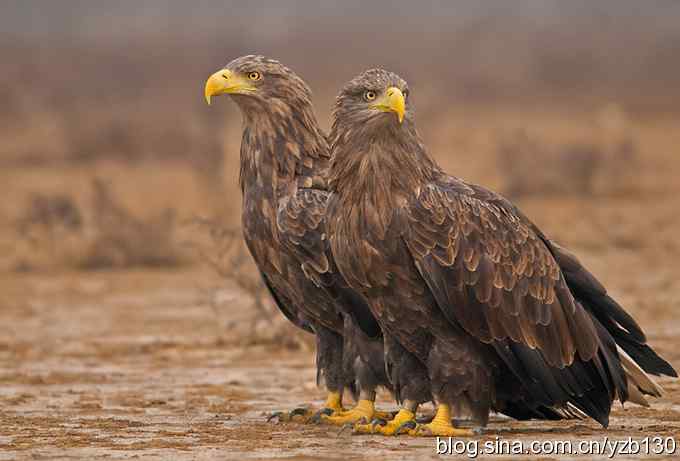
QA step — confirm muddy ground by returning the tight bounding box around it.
[1,223,680,461]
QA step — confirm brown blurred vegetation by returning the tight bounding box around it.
[1,2,679,337]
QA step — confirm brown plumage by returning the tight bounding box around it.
[204,56,390,421]
[327,69,676,431]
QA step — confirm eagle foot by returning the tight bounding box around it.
[369,417,387,428]
[320,399,375,425]
[416,413,435,424]
[353,408,416,436]
[395,419,418,435]
[266,406,313,423]
[309,407,335,424]
[269,391,344,424]
[374,409,399,421]
[406,404,475,437]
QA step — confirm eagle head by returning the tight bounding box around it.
[333,69,410,130]
[204,55,313,114]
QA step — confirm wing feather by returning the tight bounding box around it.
[278,188,381,338]
[405,181,594,367]
[403,178,629,425]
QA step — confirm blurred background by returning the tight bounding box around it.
[1,0,679,323]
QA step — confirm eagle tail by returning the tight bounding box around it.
[550,240,676,379]
[584,293,677,378]
[494,321,624,429]
[617,344,664,407]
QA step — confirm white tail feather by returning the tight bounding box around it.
[625,380,650,407]
[617,345,665,400]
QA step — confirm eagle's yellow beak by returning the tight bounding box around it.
[204,69,255,105]
[372,87,405,123]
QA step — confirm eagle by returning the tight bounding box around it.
[325,69,676,436]
[203,56,392,425]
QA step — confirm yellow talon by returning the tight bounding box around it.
[353,408,416,435]
[323,391,344,413]
[321,399,375,425]
[407,404,475,437]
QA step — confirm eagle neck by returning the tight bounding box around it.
[238,104,329,204]
[329,123,439,214]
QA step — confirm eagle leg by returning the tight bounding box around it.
[353,406,417,435]
[406,404,476,437]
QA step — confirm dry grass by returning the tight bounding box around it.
[81,179,187,269]
[12,179,188,271]
[185,216,311,350]
[186,217,266,312]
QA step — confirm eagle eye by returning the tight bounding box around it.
[363,90,377,101]
[248,71,262,81]
[402,89,410,99]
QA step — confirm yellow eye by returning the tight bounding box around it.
[364,90,376,101]
[403,89,410,99]
[248,71,261,81]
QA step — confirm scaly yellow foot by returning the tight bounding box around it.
[373,409,398,421]
[407,404,476,437]
[320,399,375,425]
[353,408,417,435]
[268,391,344,423]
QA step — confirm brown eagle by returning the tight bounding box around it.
[203,56,391,424]
[325,69,676,436]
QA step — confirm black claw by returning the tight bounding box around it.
[416,415,434,424]
[290,407,310,418]
[394,420,417,435]
[370,417,387,430]
[267,407,310,423]
[309,406,333,424]
[266,411,284,423]
[319,407,334,417]
[338,422,354,437]
[310,412,323,424]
